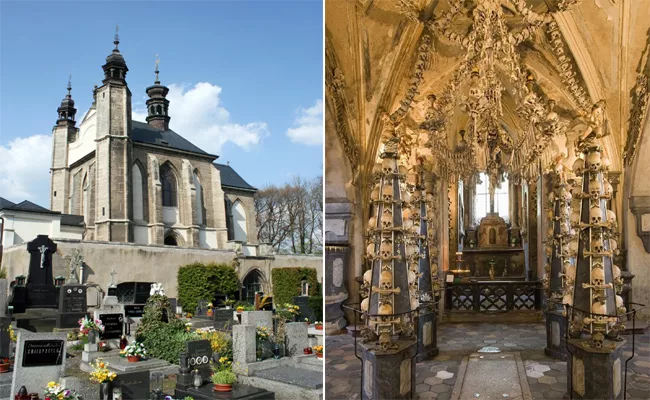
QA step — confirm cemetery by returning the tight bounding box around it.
[0,235,324,400]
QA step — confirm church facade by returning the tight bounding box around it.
[50,34,255,249]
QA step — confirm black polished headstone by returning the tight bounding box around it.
[113,370,150,400]
[293,296,315,321]
[0,317,11,358]
[213,309,236,331]
[185,340,212,382]
[98,313,123,339]
[24,235,59,309]
[22,339,64,367]
[59,285,86,313]
[124,304,145,318]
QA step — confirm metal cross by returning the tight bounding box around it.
[37,245,47,269]
[109,268,117,286]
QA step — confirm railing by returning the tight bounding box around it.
[445,280,543,313]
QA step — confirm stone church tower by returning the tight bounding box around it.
[49,32,258,249]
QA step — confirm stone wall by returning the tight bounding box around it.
[1,239,322,304]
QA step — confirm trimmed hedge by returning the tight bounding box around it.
[177,262,240,313]
[271,267,319,305]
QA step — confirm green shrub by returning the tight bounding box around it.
[271,268,319,305]
[308,295,323,321]
[141,320,198,364]
[136,294,175,340]
[177,262,240,312]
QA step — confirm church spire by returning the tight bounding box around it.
[146,55,171,131]
[56,75,76,124]
[101,25,128,85]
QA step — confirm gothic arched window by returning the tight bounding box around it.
[474,172,509,224]
[225,198,234,240]
[160,163,177,207]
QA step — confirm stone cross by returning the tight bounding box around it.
[38,245,47,269]
[109,269,117,287]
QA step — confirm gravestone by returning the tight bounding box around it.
[56,284,88,328]
[98,313,123,340]
[195,299,211,318]
[185,339,213,382]
[0,317,11,358]
[293,296,315,322]
[25,236,59,308]
[113,370,150,400]
[124,304,145,318]
[103,269,119,306]
[10,332,67,396]
[213,308,237,331]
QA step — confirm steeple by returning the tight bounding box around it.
[56,75,77,124]
[101,26,128,85]
[146,55,171,131]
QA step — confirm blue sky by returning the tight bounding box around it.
[0,0,323,207]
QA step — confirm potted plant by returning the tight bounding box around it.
[224,299,235,310]
[0,357,10,373]
[236,305,245,313]
[78,316,105,344]
[303,347,313,355]
[212,356,236,392]
[43,381,82,400]
[89,358,117,400]
[123,342,146,362]
[304,318,310,326]
[313,345,323,359]
[314,321,323,330]
[206,303,214,317]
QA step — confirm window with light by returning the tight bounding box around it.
[474,172,509,224]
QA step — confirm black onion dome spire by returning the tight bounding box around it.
[57,75,77,123]
[146,55,170,131]
[102,25,128,85]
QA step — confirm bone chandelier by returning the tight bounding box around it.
[392,0,586,186]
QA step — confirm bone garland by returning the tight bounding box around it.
[569,140,623,342]
[390,34,432,123]
[361,130,417,351]
[623,74,650,165]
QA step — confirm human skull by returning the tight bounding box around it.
[591,238,604,254]
[363,269,372,284]
[361,297,369,312]
[586,151,601,172]
[590,205,602,225]
[402,190,412,204]
[410,296,419,311]
[412,191,422,203]
[398,165,407,176]
[379,271,393,290]
[382,182,393,202]
[547,226,555,238]
[592,301,607,322]
[572,157,585,172]
[378,303,393,315]
[570,211,580,225]
[408,270,416,284]
[610,238,619,254]
[591,332,604,349]
[563,261,576,282]
[591,267,605,286]
[562,292,573,306]
[612,264,621,280]
[380,241,392,259]
[405,244,418,257]
[402,207,412,221]
[403,218,414,231]
[368,216,377,229]
[560,223,570,235]
[381,211,393,229]
[382,157,397,174]
[371,186,380,201]
[366,243,376,257]
[406,173,418,186]
[372,163,382,176]
[606,210,617,227]
[568,239,578,254]
[588,177,601,200]
[564,190,573,202]
[604,180,613,197]
[548,192,555,203]
[602,156,611,170]
[616,295,624,309]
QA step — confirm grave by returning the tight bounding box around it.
[213,308,237,331]
[293,296,315,322]
[451,352,532,399]
[124,304,145,318]
[10,331,67,396]
[113,370,151,400]
[174,382,274,399]
[195,299,212,318]
[98,313,124,340]
[175,339,213,391]
[240,311,273,330]
[56,284,88,329]
[10,236,59,315]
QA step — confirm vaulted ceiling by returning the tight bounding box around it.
[326,0,650,187]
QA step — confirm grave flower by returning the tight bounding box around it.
[124,341,147,362]
[78,316,105,335]
[43,381,81,400]
[211,356,236,392]
[282,303,300,316]
[8,325,16,342]
[255,326,271,341]
[89,358,117,383]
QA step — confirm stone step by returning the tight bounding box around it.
[253,366,322,389]
[295,354,324,372]
[239,373,322,400]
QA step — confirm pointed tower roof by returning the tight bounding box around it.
[56,76,77,124]
[101,26,129,85]
[146,55,171,131]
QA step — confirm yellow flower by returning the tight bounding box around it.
[48,382,56,388]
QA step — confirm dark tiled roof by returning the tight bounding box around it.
[214,163,257,192]
[0,197,16,210]
[5,200,57,214]
[61,214,85,226]
[131,120,216,158]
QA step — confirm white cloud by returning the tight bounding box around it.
[0,134,52,206]
[133,82,269,154]
[286,99,323,145]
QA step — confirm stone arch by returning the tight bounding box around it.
[163,229,184,246]
[241,268,268,304]
[232,199,247,242]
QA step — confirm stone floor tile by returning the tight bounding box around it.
[526,370,544,378]
[436,370,454,380]
[430,383,451,393]
[538,375,557,384]
[417,392,437,399]
[424,377,443,386]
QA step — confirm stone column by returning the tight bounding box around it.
[232,325,256,366]
[324,201,351,334]
[361,340,417,400]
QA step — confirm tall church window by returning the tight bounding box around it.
[193,170,205,225]
[132,163,145,221]
[232,200,247,242]
[82,173,89,222]
[474,172,509,224]
[160,163,177,207]
[225,198,234,240]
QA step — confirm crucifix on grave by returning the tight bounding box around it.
[107,269,118,298]
[26,235,57,287]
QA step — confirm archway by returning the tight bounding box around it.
[241,269,265,304]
